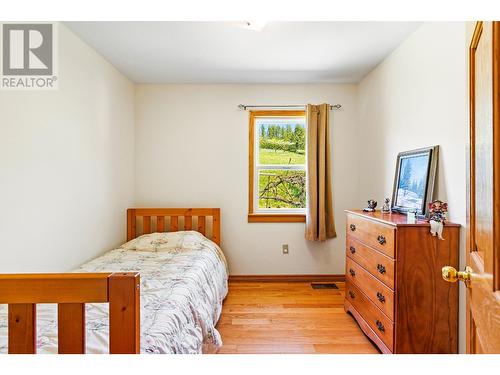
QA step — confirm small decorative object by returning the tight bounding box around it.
[406,209,417,224]
[428,200,448,240]
[391,146,439,216]
[363,199,377,212]
[381,198,391,213]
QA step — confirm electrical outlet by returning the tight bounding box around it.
[282,244,289,254]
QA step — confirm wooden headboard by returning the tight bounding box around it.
[127,208,221,245]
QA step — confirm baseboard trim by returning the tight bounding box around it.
[228,274,345,283]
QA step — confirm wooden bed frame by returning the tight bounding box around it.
[0,208,221,354]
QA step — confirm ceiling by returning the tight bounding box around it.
[65,22,420,84]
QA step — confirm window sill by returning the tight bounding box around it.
[247,213,306,223]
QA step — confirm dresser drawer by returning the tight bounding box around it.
[346,257,394,320]
[346,237,395,289]
[346,214,395,257]
[345,281,394,351]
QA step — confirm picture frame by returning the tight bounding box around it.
[391,146,439,217]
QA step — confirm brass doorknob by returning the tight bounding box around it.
[442,266,473,286]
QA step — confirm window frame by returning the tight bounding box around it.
[248,110,307,223]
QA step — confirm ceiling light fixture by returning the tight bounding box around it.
[242,21,267,31]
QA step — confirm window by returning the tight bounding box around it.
[248,110,307,222]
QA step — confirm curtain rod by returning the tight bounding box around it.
[238,104,342,111]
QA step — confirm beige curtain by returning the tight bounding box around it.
[305,104,336,241]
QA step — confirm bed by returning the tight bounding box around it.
[0,208,228,354]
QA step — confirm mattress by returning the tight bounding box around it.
[0,231,228,354]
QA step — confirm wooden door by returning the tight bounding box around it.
[467,21,500,354]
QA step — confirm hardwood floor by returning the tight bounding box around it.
[216,281,379,354]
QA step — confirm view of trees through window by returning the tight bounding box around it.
[257,119,306,209]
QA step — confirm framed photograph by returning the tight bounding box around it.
[391,146,439,216]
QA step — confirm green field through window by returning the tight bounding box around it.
[257,120,306,209]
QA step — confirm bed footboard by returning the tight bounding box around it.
[0,272,140,354]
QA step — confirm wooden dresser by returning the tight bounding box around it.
[344,210,460,353]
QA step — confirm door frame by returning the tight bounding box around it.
[466,20,500,353]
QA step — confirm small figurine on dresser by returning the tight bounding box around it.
[428,200,448,240]
[363,199,377,212]
[381,198,391,213]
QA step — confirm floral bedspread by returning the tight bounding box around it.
[0,231,228,354]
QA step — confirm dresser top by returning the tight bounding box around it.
[345,209,460,227]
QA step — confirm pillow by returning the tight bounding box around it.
[121,232,183,252]
[120,231,205,252]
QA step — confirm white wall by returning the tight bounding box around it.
[357,22,467,352]
[135,84,359,275]
[0,24,135,272]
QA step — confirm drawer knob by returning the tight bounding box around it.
[376,320,385,332]
[349,224,356,232]
[349,246,356,254]
[376,292,386,303]
[377,264,386,274]
[348,290,355,299]
[377,235,386,245]
[349,268,356,277]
